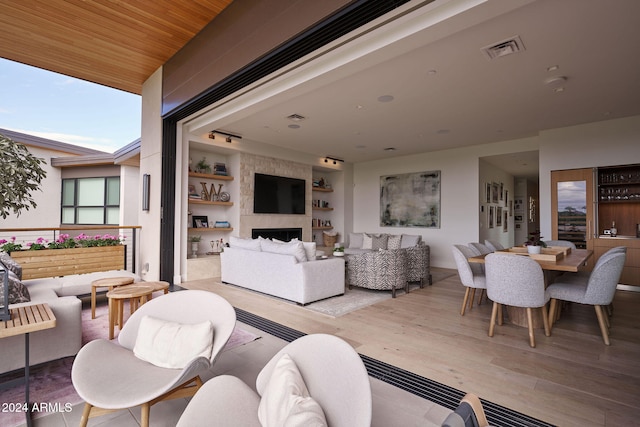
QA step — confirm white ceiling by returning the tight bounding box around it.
[189,0,640,180]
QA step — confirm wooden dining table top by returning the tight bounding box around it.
[467,248,594,272]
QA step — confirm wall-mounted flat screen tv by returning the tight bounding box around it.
[253,173,306,214]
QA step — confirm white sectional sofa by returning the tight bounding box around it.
[220,237,345,305]
[1,253,140,374]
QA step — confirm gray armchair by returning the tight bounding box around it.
[485,253,550,348]
[346,248,407,297]
[547,252,626,345]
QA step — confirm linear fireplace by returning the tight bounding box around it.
[252,228,302,241]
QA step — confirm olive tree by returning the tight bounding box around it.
[0,133,47,219]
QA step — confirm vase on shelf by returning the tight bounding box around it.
[191,242,199,258]
[527,245,542,255]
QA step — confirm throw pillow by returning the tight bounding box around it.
[133,316,214,369]
[0,253,22,280]
[1,271,31,304]
[258,353,328,427]
[348,233,364,249]
[400,234,422,248]
[387,234,402,250]
[372,234,389,250]
[230,236,262,251]
[261,240,307,263]
[362,233,374,250]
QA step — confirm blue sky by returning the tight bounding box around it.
[0,58,141,153]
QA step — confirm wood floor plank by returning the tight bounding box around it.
[182,268,640,427]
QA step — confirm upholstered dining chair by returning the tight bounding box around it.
[468,242,492,255]
[547,251,626,345]
[484,239,504,252]
[72,290,236,427]
[485,253,550,348]
[543,239,577,249]
[452,245,486,315]
[176,334,372,427]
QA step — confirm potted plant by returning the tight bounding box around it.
[188,235,201,258]
[333,245,345,257]
[196,157,211,174]
[524,230,547,254]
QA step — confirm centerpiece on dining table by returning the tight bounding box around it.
[524,230,546,255]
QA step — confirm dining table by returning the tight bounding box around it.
[467,247,594,328]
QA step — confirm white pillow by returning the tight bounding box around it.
[260,239,307,262]
[230,236,262,251]
[301,241,316,260]
[362,233,373,250]
[258,353,327,427]
[400,234,421,248]
[133,316,214,369]
[348,233,364,249]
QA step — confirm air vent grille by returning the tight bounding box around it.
[287,114,306,121]
[482,36,525,60]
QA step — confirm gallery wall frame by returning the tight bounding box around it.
[380,170,441,228]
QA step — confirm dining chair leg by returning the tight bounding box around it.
[526,307,536,348]
[603,307,611,328]
[489,302,498,337]
[541,304,551,337]
[497,304,503,326]
[469,288,476,311]
[548,299,558,327]
[461,287,471,315]
[595,305,611,345]
[141,402,151,427]
[79,403,92,427]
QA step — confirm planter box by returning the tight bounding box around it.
[11,246,125,280]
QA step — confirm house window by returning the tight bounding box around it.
[61,177,120,224]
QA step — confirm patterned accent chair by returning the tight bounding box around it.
[405,243,432,289]
[346,248,408,297]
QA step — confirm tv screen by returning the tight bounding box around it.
[254,173,306,214]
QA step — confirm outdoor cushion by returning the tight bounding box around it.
[258,353,327,427]
[3,270,31,304]
[133,315,214,369]
[0,253,22,280]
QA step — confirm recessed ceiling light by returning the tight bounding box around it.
[287,114,306,121]
[288,124,300,129]
[377,95,394,103]
[427,69,437,75]
[547,65,559,72]
[384,147,396,151]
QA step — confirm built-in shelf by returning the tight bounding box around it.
[313,207,333,211]
[188,199,233,206]
[312,186,333,192]
[312,226,333,230]
[189,172,234,181]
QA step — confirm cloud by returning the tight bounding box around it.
[2,127,117,153]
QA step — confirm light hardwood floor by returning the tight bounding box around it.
[182,268,640,427]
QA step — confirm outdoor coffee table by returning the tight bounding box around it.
[144,280,170,298]
[90,276,135,319]
[106,285,154,339]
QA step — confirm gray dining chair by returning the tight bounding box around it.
[452,245,486,315]
[469,242,492,255]
[485,253,550,348]
[546,252,626,345]
[484,239,504,252]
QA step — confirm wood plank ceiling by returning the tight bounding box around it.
[0,0,233,94]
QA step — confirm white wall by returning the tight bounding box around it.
[538,115,640,240]
[353,138,539,268]
[139,67,164,281]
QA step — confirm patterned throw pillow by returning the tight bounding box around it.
[0,252,22,280]
[1,271,31,304]
[387,234,402,250]
[363,233,388,250]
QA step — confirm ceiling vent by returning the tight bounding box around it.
[481,36,525,60]
[287,114,306,121]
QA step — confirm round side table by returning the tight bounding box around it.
[106,285,154,340]
[90,276,135,319]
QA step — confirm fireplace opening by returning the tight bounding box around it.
[252,228,302,241]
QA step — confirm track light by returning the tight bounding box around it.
[209,130,242,142]
[324,156,344,165]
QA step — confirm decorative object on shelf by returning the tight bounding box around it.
[524,230,546,254]
[192,215,208,228]
[200,182,224,202]
[214,162,227,176]
[610,221,617,237]
[333,244,345,257]
[188,184,200,199]
[188,235,201,258]
[196,157,211,174]
[219,191,230,202]
[323,230,338,247]
[214,221,230,228]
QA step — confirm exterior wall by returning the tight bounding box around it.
[139,67,164,281]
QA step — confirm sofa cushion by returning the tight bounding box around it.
[387,234,402,250]
[400,234,422,248]
[3,271,31,304]
[261,239,307,263]
[363,233,388,250]
[230,236,262,251]
[348,233,364,249]
[258,353,327,427]
[133,315,214,369]
[0,253,22,280]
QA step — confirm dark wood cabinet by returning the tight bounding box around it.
[597,164,640,237]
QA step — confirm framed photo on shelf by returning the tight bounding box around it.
[192,215,208,228]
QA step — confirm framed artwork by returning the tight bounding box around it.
[503,211,508,232]
[515,214,523,223]
[499,183,504,201]
[509,200,513,216]
[485,183,491,203]
[496,207,503,227]
[492,182,499,203]
[192,215,208,228]
[489,206,495,228]
[504,190,508,207]
[380,170,441,228]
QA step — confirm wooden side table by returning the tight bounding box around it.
[90,276,135,319]
[0,303,56,427]
[106,285,153,340]
[144,280,171,298]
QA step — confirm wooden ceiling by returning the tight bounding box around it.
[0,0,233,94]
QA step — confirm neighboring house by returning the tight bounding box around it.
[0,129,140,268]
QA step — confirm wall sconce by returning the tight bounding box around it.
[324,156,344,165]
[142,174,150,211]
[209,130,242,143]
